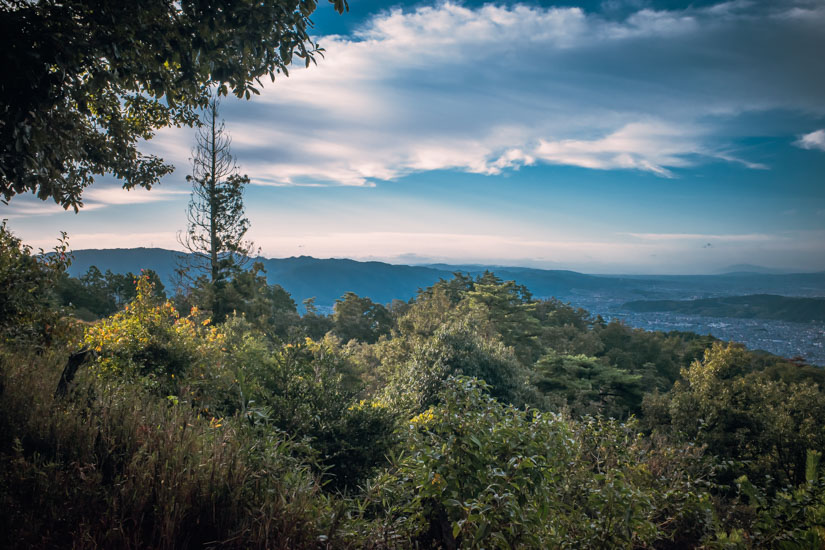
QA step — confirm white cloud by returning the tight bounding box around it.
[152,0,825,188]
[83,187,189,206]
[795,129,825,152]
[535,122,699,177]
[0,186,188,218]
[0,201,105,218]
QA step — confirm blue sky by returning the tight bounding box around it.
[2,0,825,274]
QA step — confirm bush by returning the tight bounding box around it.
[358,377,716,549]
[83,274,234,410]
[0,221,72,349]
[645,342,825,487]
[709,451,825,548]
[222,325,399,492]
[382,323,532,414]
[0,348,331,549]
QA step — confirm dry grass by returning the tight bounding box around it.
[0,349,333,549]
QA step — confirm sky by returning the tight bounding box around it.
[2,0,825,274]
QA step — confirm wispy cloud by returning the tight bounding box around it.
[0,185,188,218]
[625,232,783,242]
[83,187,189,206]
[22,231,180,252]
[795,129,825,152]
[534,122,700,177]
[1,201,105,219]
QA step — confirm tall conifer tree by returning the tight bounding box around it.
[178,99,254,284]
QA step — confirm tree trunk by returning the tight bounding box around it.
[209,102,219,283]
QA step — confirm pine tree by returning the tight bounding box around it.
[178,98,255,284]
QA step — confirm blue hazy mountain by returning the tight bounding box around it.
[67,249,632,307]
[66,249,454,307]
[66,248,825,309]
[64,248,825,364]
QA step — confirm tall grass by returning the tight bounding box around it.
[0,349,333,549]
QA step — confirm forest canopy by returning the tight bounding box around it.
[2,224,825,548]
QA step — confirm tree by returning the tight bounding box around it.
[178,98,255,284]
[56,267,166,320]
[0,0,347,210]
[466,274,542,364]
[299,297,335,340]
[178,262,299,333]
[644,343,825,486]
[531,352,644,418]
[332,292,393,344]
[383,322,531,413]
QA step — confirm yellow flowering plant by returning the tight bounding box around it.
[84,275,228,402]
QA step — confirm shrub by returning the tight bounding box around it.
[0,221,72,349]
[382,323,532,414]
[222,327,399,492]
[709,451,825,548]
[358,377,716,549]
[0,348,331,549]
[83,274,234,409]
[645,342,825,487]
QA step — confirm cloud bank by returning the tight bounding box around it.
[148,0,825,187]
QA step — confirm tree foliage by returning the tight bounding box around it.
[644,342,825,487]
[532,351,644,418]
[56,266,166,320]
[0,0,347,209]
[360,377,715,549]
[3,239,825,547]
[0,221,71,348]
[333,291,392,344]
[178,262,298,333]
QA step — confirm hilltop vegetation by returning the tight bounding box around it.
[2,224,825,548]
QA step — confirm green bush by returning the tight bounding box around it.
[83,275,235,411]
[644,342,825,487]
[222,325,399,492]
[709,451,825,549]
[358,377,716,549]
[382,323,532,414]
[0,221,73,349]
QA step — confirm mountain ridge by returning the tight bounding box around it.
[65,248,825,311]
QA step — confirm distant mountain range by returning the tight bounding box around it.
[61,248,825,365]
[716,264,799,275]
[65,248,825,314]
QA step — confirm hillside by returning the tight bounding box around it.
[623,294,825,323]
